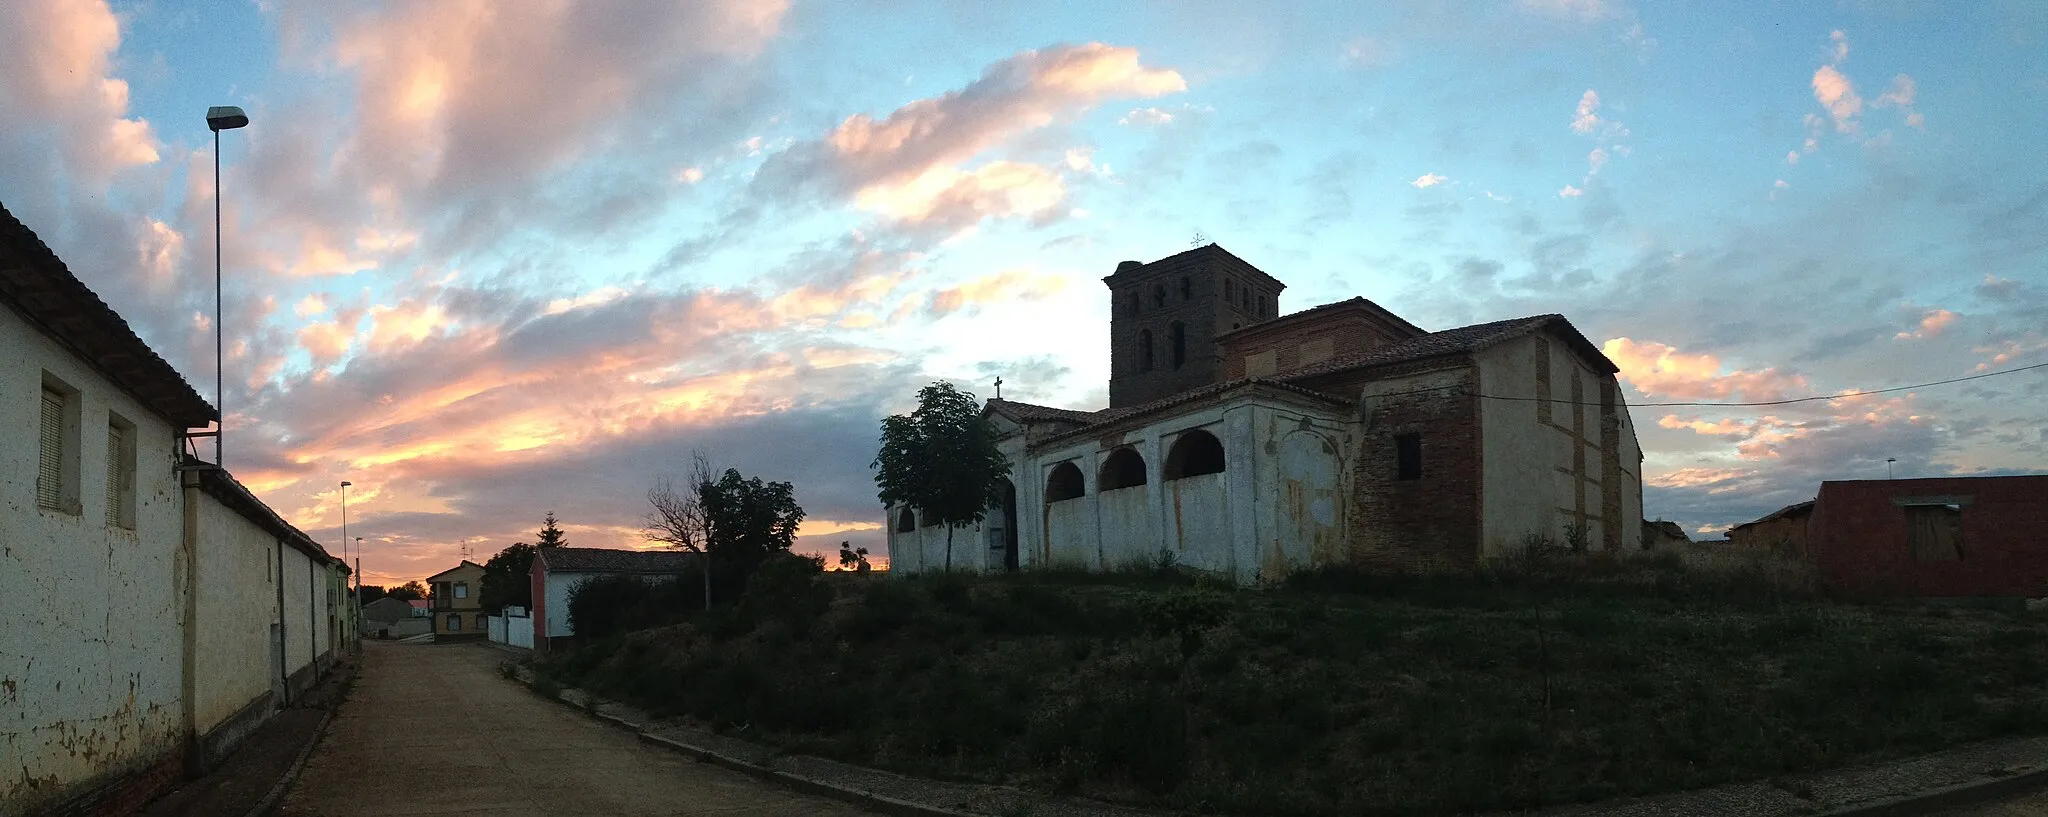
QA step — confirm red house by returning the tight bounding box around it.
[1806,475,2048,598]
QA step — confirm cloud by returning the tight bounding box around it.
[1558,184,1584,198]
[1828,29,1850,63]
[678,166,705,184]
[1410,172,1449,189]
[294,295,329,318]
[1587,147,1609,175]
[1518,0,1614,21]
[1571,90,1603,134]
[752,42,1184,235]
[1812,65,1863,133]
[0,0,161,183]
[1119,106,1175,126]
[928,269,1072,317]
[1340,35,1396,68]
[1602,338,1812,402]
[1894,308,1958,340]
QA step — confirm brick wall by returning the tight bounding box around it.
[1106,266,1275,408]
[1807,476,2048,597]
[1316,361,1483,571]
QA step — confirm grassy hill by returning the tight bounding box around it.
[534,552,2048,816]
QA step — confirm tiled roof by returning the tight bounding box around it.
[1100,243,1287,290]
[185,455,337,566]
[1216,296,1427,342]
[0,203,216,427]
[541,547,698,574]
[425,560,487,581]
[985,398,1102,424]
[1278,314,1570,384]
[1029,378,1352,451]
[1730,500,1815,531]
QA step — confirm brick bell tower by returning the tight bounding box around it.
[1103,244,1286,408]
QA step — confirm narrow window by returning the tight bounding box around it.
[1180,277,1192,300]
[1225,279,1235,301]
[106,416,136,529]
[1153,283,1167,308]
[455,582,469,599]
[1170,322,1187,370]
[896,507,916,532]
[1905,504,1964,561]
[1395,433,1422,480]
[448,614,461,631]
[1138,329,1154,372]
[38,388,66,510]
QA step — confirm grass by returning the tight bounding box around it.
[533,550,2048,816]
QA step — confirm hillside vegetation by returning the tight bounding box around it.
[535,551,2048,817]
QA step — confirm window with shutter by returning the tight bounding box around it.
[106,423,129,527]
[39,389,65,509]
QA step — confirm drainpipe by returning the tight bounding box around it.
[275,538,288,707]
[180,469,202,775]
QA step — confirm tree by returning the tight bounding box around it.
[479,515,569,613]
[646,450,717,611]
[700,466,804,587]
[837,541,871,573]
[873,381,1011,571]
[389,581,426,601]
[535,512,569,548]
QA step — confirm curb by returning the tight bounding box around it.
[241,662,356,817]
[1818,763,2048,817]
[507,667,2048,817]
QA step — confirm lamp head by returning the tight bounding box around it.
[206,106,249,132]
[341,481,353,487]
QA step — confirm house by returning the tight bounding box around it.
[426,561,488,641]
[1,202,351,816]
[1805,476,2048,598]
[1727,499,1815,555]
[408,598,431,617]
[1641,520,1692,549]
[531,547,698,652]
[885,244,1644,583]
[361,596,431,639]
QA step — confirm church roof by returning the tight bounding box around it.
[984,398,1101,425]
[1217,296,1427,342]
[1099,243,1288,290]
[1027,378,1352,451]
[1279,313,1615,383]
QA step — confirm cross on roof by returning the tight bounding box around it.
[994,377,1003,399]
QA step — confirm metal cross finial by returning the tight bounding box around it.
[994,377,1004,399]
[1191,230,1209,248]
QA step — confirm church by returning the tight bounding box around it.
[886,244,1644,583]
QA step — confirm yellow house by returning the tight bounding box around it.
[425,561,488,641]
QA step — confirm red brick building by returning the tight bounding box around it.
[887,244,1646,581]
[1806,475,2048,598]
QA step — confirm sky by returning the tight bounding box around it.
[2,0,2045,583]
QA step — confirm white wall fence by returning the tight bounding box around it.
[486,608,534,649]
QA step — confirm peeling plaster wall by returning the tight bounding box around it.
[1251,405,1346,582]
[189,495,279,737]
[1476,335,1643,558]
[0,305,187,815]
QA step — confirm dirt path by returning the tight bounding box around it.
[279,640,874,817]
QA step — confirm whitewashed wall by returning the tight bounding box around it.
[0,305,187,815]
[189,493,281,734]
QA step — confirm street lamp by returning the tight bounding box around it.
[1887,458,1897,480]
[354,536,364,649]
[205,106,248,468]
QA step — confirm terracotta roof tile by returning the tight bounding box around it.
[985,398,1102,424]
[1279,314,1565,383]
[1,203,216,427]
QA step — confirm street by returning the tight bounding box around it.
[277,641,874,817]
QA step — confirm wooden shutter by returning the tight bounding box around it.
[38,389,65,509]
[106,424,127,526]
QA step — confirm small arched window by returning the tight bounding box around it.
[896,507,916,533]
[1045,462,1086,502]
[1164,429,1226,479]
[1180,277,1192,300]
[1169,322,1186,370]
[1138,329,1154,372]
[1098,448,1147,490]
[1225,279,1235,301]
[1153,283,1167,308]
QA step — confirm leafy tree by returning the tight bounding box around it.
[838,541,872,573]
[873,381,1011,571]
[700,466,805,587]
[479,515,569,612]
[357,584,390,604]
[390,581,426,601]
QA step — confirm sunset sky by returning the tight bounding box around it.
[3,0,2044,583]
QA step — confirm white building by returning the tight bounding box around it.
[530,547,697,652]
[1,203,350,816]
[887,245,1643,583]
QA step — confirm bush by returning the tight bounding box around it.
[566,573,698,641]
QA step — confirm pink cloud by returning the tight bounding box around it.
[1602,338,1811,402]
[1894,308,1958,340]
[0,0,160,181]
[929,269,1072,317]
[1410,173,1448,189]
[1812,65,1862,133]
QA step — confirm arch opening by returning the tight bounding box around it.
[1098,448,1148,490]
[1045,462,1086,502]
[1164,429,1226,480]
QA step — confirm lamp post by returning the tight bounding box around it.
[204,106,248,467]
[1887,458,1897,480]
[340,480,353,648]
[354,536,364,646]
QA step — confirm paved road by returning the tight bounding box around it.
[1932,787,2048,817]
[279,641,874,817]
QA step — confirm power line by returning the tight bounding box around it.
[1345,360,2048,408]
